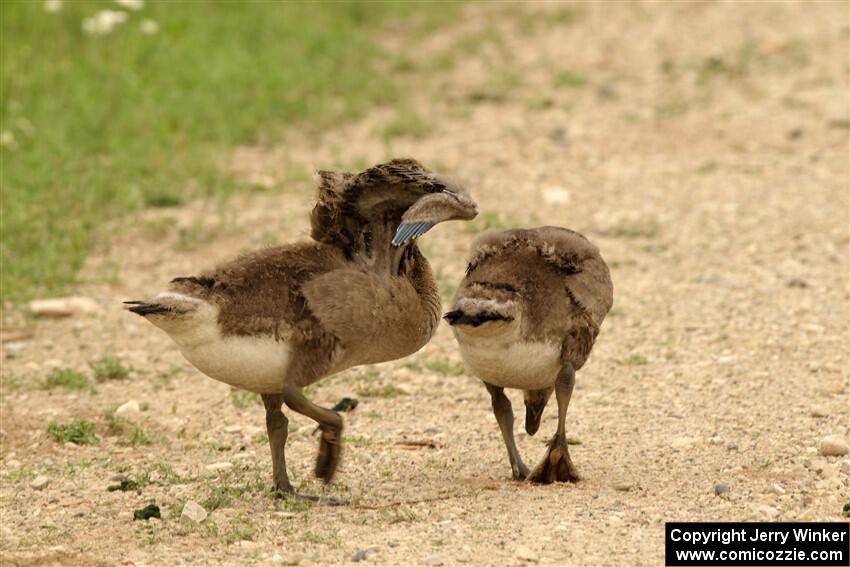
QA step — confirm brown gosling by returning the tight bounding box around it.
[126,159,478,498]
[444,227,612,483]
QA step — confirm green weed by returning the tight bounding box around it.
[90,355,131,381]
[356,384,405,398]
[554,70,588,88]
[619,354,648,366]
[44,368,93,392]
[231,390,261,409]
[425,360,465,376]
[47,419,97,445]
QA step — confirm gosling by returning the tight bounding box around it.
[126,159,478,496]
[445,227,612,483]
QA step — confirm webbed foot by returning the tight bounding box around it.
[527,435,579,484]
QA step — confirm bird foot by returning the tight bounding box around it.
[315,423,343,483]
[511,462,531,481]
[272,489,348,506]
[526,435,579,484]
[271,481,295,496]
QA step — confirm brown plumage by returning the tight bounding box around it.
[126,159,477,497]
[445,226,613,483]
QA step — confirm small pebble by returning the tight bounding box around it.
[4,343,26,354]
[115,400,141,417]
[818,435,849,456]
[30,475,50,491]
[29,296,100,317]
[180,501,208,524]
[768,483,785,495]
[206,462,234,472]
[750,504,780,519]
[714,483,730,496]
[351,548,373,562]
[614,482,632,492]
[515,545,539,563]
[223,425,242,434]
[425,555,444,566]
[671,436,696,449]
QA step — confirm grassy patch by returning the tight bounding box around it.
[47,419,97,445]
[44,368,93,392]
[342,435,373,447]
[425,360,465,376]
[90,355,131,381]
[468,71,523,104]
[0,1,458,301]
[105,414,153,447]
[300,530,340,547]
[356,384,406,399]
[381,107,432,142]
[202,486,236,512]
[437,273,458,304]
[359,368,381,381]
[554,70,588,88]
[226,520,258,545]
[231,390,261,409]
[140,216,177,242]
[618,353,648,366]
[144,190,184,209]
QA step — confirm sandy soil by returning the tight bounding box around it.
[2,2,848,566]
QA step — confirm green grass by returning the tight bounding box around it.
[600,218,660,239]
[356,384,405,399]
[230,389,260,409]
[90,355,131,381]
[47,419,97,444]
[0,1,458,301]
[425,360,465,376]
[619,353,648,366]
[554,70,588,88]
[44,368,93,391]
[105,414,152,446]
[381,107,432,142]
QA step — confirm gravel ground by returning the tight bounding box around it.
[2,3,848,566]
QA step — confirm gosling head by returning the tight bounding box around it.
[347,158,477,247]
[392,182,478,246]
[311,158,477,250]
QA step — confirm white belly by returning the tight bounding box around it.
[178,335,290,394]
[457,335,562,390]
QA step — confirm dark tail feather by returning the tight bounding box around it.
[124,301,171,316]
[443,310,513,327]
